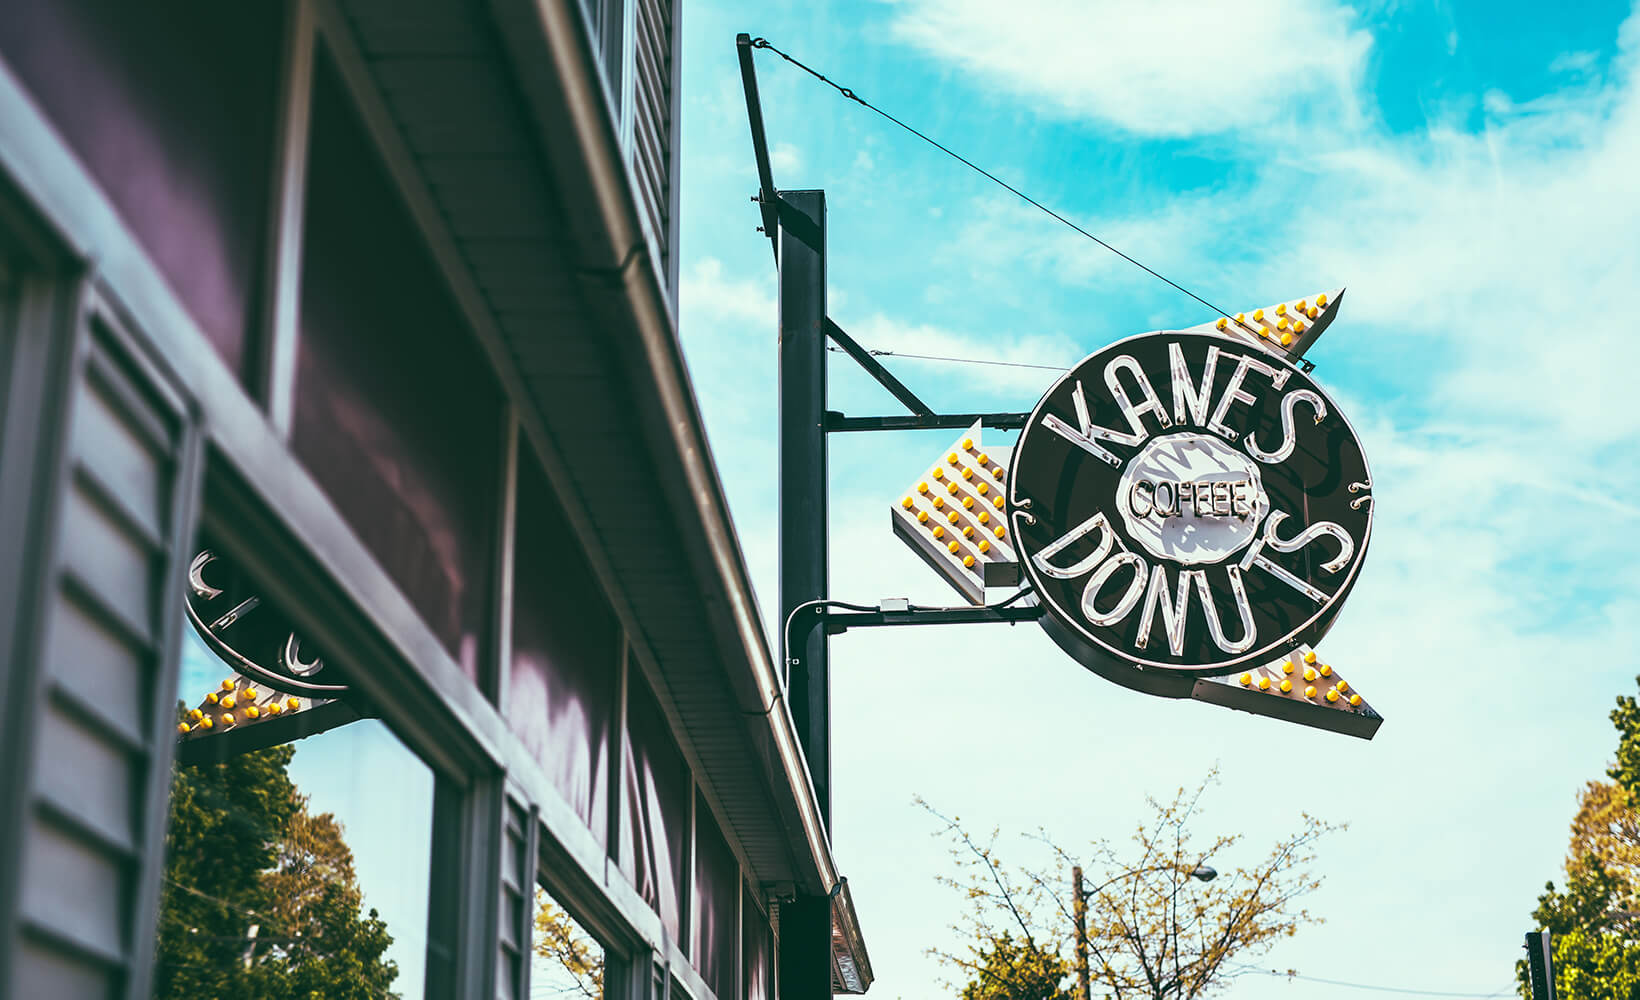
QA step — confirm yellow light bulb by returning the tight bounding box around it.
[1277,317,1289,331]
[206,692,219,705]
[963,555,976,568]
[1304,685,1317,698]
[933,496,945,509]
[1257,676,1271,691]
[994,525,1006,538]
[917,510,930,523]
[189,708,204,721]
[978,453,990,465]
[947,452,958,464]
[1276,303,1287,316]
[1303,667,1317,681]
[976,482,989,495]
[1216,317,1228,330]
[245,706,261,720]
[901,496,914,509]
[962,437,974,449]
[1257,327,1269,339]
[1336,679,1349,693]
[963,526,975,538]
[943,480,956,494]
[1326,688,1340,703]
[1239,673,1251,686]
[962,467,975,480]
[1293,320,1306,334]
[1296,299,1308,311]
[287,697,301,710]
[993,467,1005,479]
[1281,661,1294,675]
[1280,332,1293,346]
[267,702,282,715]
[222,713,235,725]
[1302,650,1317,664]
[978,539,991,553]
[200,717,214,729]
[222,679,236,691]
[947,541,960,554]
[1348,693,1361,707]
[1252,308,1264,321]
[1307,306,1318,319]
[932,468,944,480]
[932,526,945,539]
[177,722,191,735]
[244,688,257,701]
[978,511,990,524]
[220,695,236,710]
[1279,679,1292,693]
[1235,312,1245,323]
[918,481,930,494]
[1316,292,1329,307]
[1319,664,1332,677]
[963,497,975,509]
[994,496,1006,508]
[948,511,960,524]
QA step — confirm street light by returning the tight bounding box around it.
[1071,861,1217,1000]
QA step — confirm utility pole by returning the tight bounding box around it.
[1072,866,1092,1000]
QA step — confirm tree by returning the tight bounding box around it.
[533,890,604,999]
[922,770,1338,1000]
[1516,677,1640,998]
[155,733,400,1000]
[959,932,1074,1000]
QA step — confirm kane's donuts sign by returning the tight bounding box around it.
[1009,331,1372,677]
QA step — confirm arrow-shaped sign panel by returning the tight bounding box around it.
[891,422,1020,605]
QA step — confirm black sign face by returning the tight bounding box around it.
[184,549,349,697]
[1008,332,1372,677]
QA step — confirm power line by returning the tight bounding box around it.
[1232,964,1517,998]
[748,37,1238,323]
[824,343,1068,372]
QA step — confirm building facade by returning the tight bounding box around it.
[0,1,869,997]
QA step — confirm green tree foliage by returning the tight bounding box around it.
[154,738,399,1000]
[1517,679,1640,998]
[959,932,1073,1000]
[922,770,1337,1000]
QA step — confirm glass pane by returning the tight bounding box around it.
[619,671,689,944]
[509,450,618,844]
[742,890,770,1000]
[692,795,737,997]
[532,884,604,999]
[293,50,502,680]
[0,0,282,381]
[156,544,437,999]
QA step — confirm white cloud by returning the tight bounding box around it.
[771,141,802,173]
[885,0,1374,136]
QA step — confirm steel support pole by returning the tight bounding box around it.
[777,190,833,1000]
[778,189,829,822]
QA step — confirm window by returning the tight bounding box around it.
[0,0,283,381]
[620,670,689,944]
[510,448,619,842]
[692,795,738,997]
[292,51,502,680]
[157,539,444,999]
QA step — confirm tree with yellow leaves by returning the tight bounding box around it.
[922,769,1339,1000]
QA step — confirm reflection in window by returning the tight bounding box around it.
[156,588,435,998]
[293,50,501,680]
[531,884,604,999]
[0,0,281,380]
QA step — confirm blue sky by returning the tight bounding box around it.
[676,1,1640,997]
